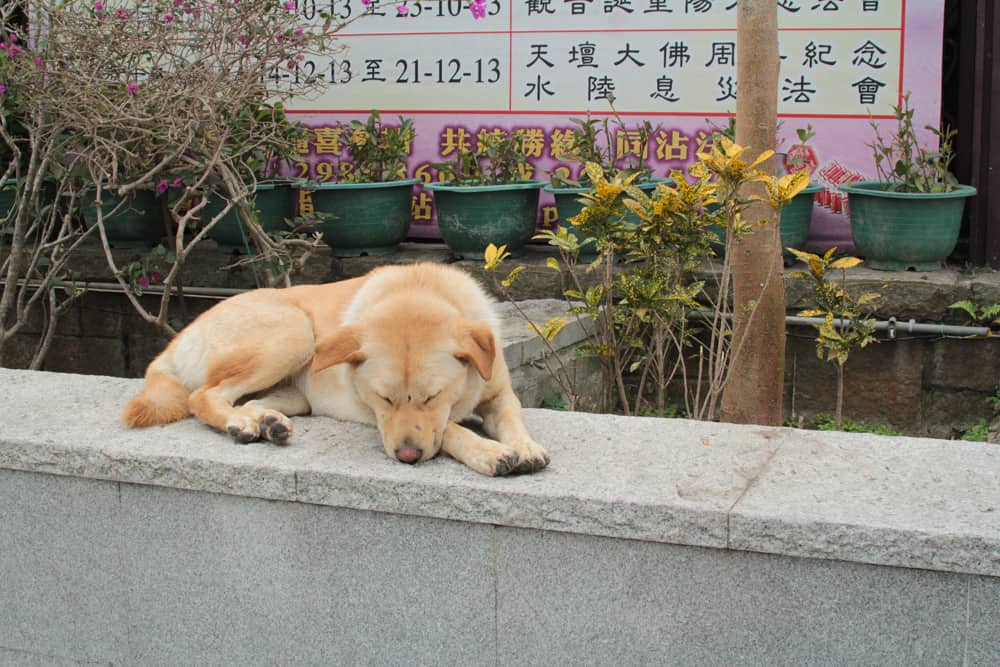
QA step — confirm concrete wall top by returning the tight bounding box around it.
[1,368,997,578]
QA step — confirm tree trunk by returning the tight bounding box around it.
[719,0,787,426]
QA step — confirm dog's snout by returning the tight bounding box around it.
[395,444,423,464]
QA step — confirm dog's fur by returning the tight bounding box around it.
[122,263,549,476]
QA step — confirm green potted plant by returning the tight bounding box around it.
[779,125,824,256]
[424,129,544,258]
[307,109,418,256]
[839,92,977,271]
[205,102,308,253]
[544,113,668,251]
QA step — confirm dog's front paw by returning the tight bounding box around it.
[511,438,550,474]
[461,441,519,477]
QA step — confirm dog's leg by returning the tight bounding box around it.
[235,385,311,446]
[440,422,523,477]
[188,321,315,444]
[477,387,550,473]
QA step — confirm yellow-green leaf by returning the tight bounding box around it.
[829,256,863,270]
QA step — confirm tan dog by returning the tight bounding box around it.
[122,263,549,476]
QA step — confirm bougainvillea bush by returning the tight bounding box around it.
[0,0,340,363]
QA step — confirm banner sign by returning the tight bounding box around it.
[286,0,942,250]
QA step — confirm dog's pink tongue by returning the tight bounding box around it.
[395,445,422,464]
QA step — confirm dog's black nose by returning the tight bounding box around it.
[395,445,423,464]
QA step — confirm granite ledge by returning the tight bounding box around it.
[0,368,997,578]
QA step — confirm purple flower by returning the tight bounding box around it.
[237,34,250,46]
[171,176,184,188]
[284,0,295,12]
[126,82,140,94]
[469,0,486,19]
[148,271,163,285]
[396,3,409,14]
[0,85,7,95]
[6,44,19,57]
[93,1,104,10]
[163,13,174,22]
[156,180,169,194]
[114,8,129,18]
[138,275,150,289]
[33,57,44,68]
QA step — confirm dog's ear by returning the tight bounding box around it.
[455,320,495,381]
[312,325,365,373]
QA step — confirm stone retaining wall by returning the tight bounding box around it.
[1,368,997,665]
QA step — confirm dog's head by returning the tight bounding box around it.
[310,310,495,464]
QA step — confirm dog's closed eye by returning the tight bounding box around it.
[423,391,441,405]
[377,394,393,406]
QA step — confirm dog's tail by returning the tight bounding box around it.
[122,370,191,428]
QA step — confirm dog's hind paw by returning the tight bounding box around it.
[260,413,293,446]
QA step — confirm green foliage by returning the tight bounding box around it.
[787,247,879,431]
[960,419,991,442]
[948,299,1000,326]
[549,107,655,187]
[491,135,807,418]
[338,109,414,183]
[435,130,532,186]
[787,248,879,366]
[812,413,900,436]
[868,92,959,193]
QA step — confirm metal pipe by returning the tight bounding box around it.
[696,311,992,338]
[7,279,995,337]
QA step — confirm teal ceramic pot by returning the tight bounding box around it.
[204,182,300,253]
[308,178,418,257]
[425,180,544,259]
[840,180,977,271]
[81,186,164,249]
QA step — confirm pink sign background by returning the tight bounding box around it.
[286,0,942,252]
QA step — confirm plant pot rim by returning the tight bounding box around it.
[424,180,545,193]
[797,182,824,194]
[306,177,420,191]
[838,180,977,199]
[256,177,307,189]
[543,176,672,194]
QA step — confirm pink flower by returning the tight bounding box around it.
[0,85,7,95]
[361,0,371,5]
[156,180,169,194]
[163,13,174,22]
[237,34,250,46]
[93,1,104,10]
[33,57,44,68]
[171,176,184,188]
[138,275,150,289]
[284,0,295,11]
[114,8,129,18]
[6,44,19,57]
[148,271,163,285]
[469,1,486,19]
[396,3,408,14]
[126,82,140,94]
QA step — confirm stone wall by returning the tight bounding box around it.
[1,368,998,665]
